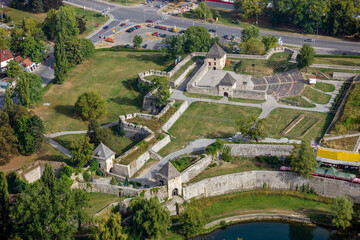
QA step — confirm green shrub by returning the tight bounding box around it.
[89,159,99,172]
[137,140,147,147]
[82,171,91,182]
[209,163,217,168]
[220,220,227,227]
[59,165,73,178]
[96,169,103,176]
[110,177,117,185]
[222,146,232,162]
[130,180,141,187]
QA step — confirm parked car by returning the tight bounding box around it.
[159,26,166,30]
[152,32,159,36]
[304,39,314,42]
[147,24,153,27]
[134,25,139,29]
[208,29,216,33]
[168,28,173,32]
[155,25,160,29]
[125,44,131,48]
[120,23,126,26]
[179,30,185,34]
[146,19,153,23]
[103,25,109,30]
[223,34,228,39]
[142,44,148,48]
[161,34,167,38]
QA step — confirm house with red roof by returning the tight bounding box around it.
[20,58,36,72]
[0,49,14,73]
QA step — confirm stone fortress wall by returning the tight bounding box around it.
[182,171,360,203]
[226,144,294,157]
[17,160,65,183]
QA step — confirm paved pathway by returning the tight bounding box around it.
[48,139,72,158]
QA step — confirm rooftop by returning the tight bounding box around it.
[157,162,180,179]
[22,58,33,67]
[218,72,237,86]
[93,142,115,160]
[0,49,13,62]
[205,43,226,59]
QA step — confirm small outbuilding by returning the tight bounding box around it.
[156,162,182,199]
[93,142,115,173]
[218,72,237,97]
[205,43,227,70]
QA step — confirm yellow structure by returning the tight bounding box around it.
[317,148,360,162]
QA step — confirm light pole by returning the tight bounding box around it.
[256,14,258,27]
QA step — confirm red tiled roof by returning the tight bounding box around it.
[14,55,24,63]
[22,58,33,67]
[0,49,13,62]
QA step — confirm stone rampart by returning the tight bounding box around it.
[173,62,196,87]
[333,72,357,80]
[162,101,190,132]
[142,186,169,202]
[119,114,154,142]
[181,155,212,183]
[17,160,65,183]
[182,171,360,203]
[186,59,209,91]
[233,89,267,100]
[150,135,171,152]
[74,182,139,197]
[226,144,294,157]
[227,47,297,61]
[129,151,151,177]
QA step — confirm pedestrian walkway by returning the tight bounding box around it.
[48,139,72,158]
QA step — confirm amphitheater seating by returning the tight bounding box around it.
[254,85,266,91]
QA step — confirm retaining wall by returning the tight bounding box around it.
[226,144,294,157]
[142,186,169,202]
[333,72,357,80]
[182,171,360,203]
[150,135,171,152]
[74,182,139,197]
[180,155,212,183]
[233,89,267,100]
[162,101,190,132]
[119,114,154,141]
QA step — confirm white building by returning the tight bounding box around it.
[205,43,227,70]
[0,49,14,73]
[93,143,115,173]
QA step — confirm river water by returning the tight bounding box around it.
[192,222,357,240]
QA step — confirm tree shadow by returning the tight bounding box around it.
[109,96,140,107]
[126,53,170,67]
[53,105,80,120]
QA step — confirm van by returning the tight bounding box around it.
[105,37,115,43]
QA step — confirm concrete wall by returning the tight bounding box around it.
[162,101,190,132]
[181,155,212,183]
[74,182,139,197]
[182,171,360,203]
[226,144,294,157]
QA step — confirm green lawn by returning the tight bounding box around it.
[302,87,331,104]
[314,57,360,67]
[158,102,261,157]
[228,97,266,104]
[53,132,136,157]
[282,96,316,108]
[190,190,332,223]
[314,82,335,92]
[322,136,359,151]
[3,6,108,37]
[34,51,171,133]
[85,193,124,216]
[265,108,333,140]
[188,157,274,183]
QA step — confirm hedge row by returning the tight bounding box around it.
[315,54,360,58]
[95,46,160,53]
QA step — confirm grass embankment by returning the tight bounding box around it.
[34,51,171,133]
[53,132,136,157]
[265,108,333,140]
[158,102,261,157]
[189,190,333,223]
[322,136,359,151]
[170,156,197,172]
[282,96,316,108]
[282,84,333,107]
[314,57,360,67]
[85,193,124,216]
[314,82,336,92]
[2,6,108,36]
[228,97,266,104]
[189,157,274,183]
[302,86,332,104]
[332,83,360,135]
[183,92,222,100]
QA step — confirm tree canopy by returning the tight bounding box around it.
[75,91,107,120]
[233,0,267,19]
[133,35,143,48]
[296,44,315,69]
[0,28,10,50]
[184,26,212,53]
[70,135,94,167]
[236,116,267,142]
[151,77,171,106]
[181,206,205,237]
[240,38,265,55]
[91,213,127,240]
[331,195,354,230]
[289,140,317,178]
[241,25,260,42]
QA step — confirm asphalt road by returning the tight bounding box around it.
[65,0,360,55]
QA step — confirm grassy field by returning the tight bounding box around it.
[228,97,266,104]
[34,51,171,133]
[322,136,359,151]
[282,96,316,108]
[314,82,336,92]
[0,142,70,173]
[189,157,274,183]
[53,132,136,157]
[183,92,222,100]
[190,190,332,223]
[85,193,124,216]
[302,86,332,104]
[2,6,108,36]
[332,83,360,135]
[158,102,261,157]
[314,57,360,67]
[265,108,333,140]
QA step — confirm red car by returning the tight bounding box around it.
[120,23,126,26]
[152,32,159,36]
[135,25,141,29]
[159,26,166,30]
[146,19,153,23]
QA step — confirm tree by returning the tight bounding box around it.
[54,35,68,84]
[43,0,63,12]
[152,77,171,106]
[0,123,18,165]
[19,36,47,63]
[205,139,224,159]
[28,0,44,13]
[289,140,317,178]
[213,10,220,20]
[240,38,265,55]
[26,73,44,106]
[70,135,94,167]
[6,60,22,78]
[236,116,267,142]
[181,206,205,237]
[87,119,112,147]
[10,177,89,240]
[41,163,55,189]
[11,0,26,10]
[91,213,127,240]
[128,197,171,239]
[10,28,25,53]
[76,15,87,34]
[56,6,79,39]
[75,91,107,120]
[163,34,186,59]
[296,44,315,70]
[196,1,212,19]
[64,38,94,67]
[15,74,30,108]
[22,18,40,36]
[324,0,356,36]
[42,9,57,40]
[133,35,143,48]
[184,26,212,53]
[233,0,267,19]
[241,25,260,42]
[222,145,232,162]
[14,115,44,155]
[0,171,10,236]
[0,28,10,50]
[4,87,14,109]
[262,35,278,51]
[331,195,354,230]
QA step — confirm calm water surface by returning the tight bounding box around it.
[192,222,355,240]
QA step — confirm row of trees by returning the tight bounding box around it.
[11,0,63,13]
[234,0,360,36]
